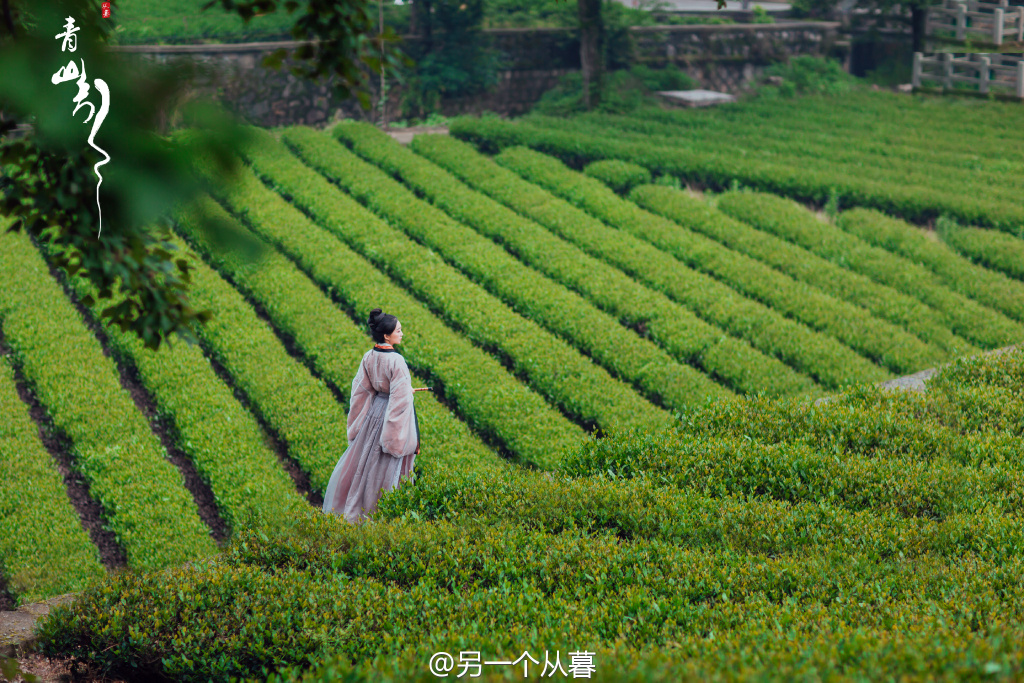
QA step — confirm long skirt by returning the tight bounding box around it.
[321,393,416,524]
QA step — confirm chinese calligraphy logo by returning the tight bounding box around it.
[51,16,111,238]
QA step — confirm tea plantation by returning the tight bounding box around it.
[2,90,1023,682]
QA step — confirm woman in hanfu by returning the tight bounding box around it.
[321,308,425,524]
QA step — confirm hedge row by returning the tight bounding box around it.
[448,116,1024,236]
[0,353,106,605]
[560,429,1019,520]
[34,508,1024,683]
[942,224,1024,285]
[583,159,652,194]
[228,511,1017,606]
[40,237,308,537]
[715,190,1024,349]
[162,233,348,495]
[0,227,218,572]
[180,136,582,469]
[487,145,894,388]
[837,208,1024,325]
[556,113,1022,207]
[677,384,1024,471]
[629,183,977,358]
[376,458,1024,566]
[278,125,680,426]
[575,109,1022,180]
[393,132,812,398]
[497,147,940,376]
[634,92,1024,173]
[173,197,510,477]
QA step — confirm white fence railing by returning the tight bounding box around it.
[912,52,1024,98]
[926,0,1024,46]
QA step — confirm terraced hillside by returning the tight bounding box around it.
[2,89,1023,681]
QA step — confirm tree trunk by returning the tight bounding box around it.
[578,0,602,109]
[910,4,927,53]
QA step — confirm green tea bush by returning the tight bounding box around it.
[940,219,1024,282]
[757,55,857,99]
[631,184,977,358]
[838,208,1024,325]
[716,189,1024,349]
[583,159,652,195]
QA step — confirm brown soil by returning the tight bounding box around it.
[3,651,129,683]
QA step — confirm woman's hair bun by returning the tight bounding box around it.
[367,308,384,329]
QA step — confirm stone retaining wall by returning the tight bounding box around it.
[110,22,842,126]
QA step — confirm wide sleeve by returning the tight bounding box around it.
[379,358,418,459]
[347,359,375,442]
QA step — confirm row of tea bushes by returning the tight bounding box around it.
[626,182,977,358]
[376,458,1024,564]
[679,385,1024,471]
[556,113,1022,206]
[173,197,503,477]
[183,134,581,469]
[715,190,1024,349]
[560,430,1019,520]
[582,158,653,195]
[0,352,106,605]
[448,116,1024,237]
[39,238,308,537]
[451,141,888,389]
[162,233,348,495]
[383,131,811,397]
[36,501,1024,683]
[412,135,847,391]
[227,512,1015,606]
[579,92,1024,193]
[575,108,1021,180]
[0,228,219,572]
[942,224,1024,283]
[34,500,1024,682]
[838,208,1024,325]
[278,125,682,423]
[494,146,941,377]
[640,90,1024,169]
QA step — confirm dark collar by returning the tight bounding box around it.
[372,345,397,353]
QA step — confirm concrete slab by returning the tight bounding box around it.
[657,89,739,107]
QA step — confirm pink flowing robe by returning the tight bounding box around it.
[321,347,419,524]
